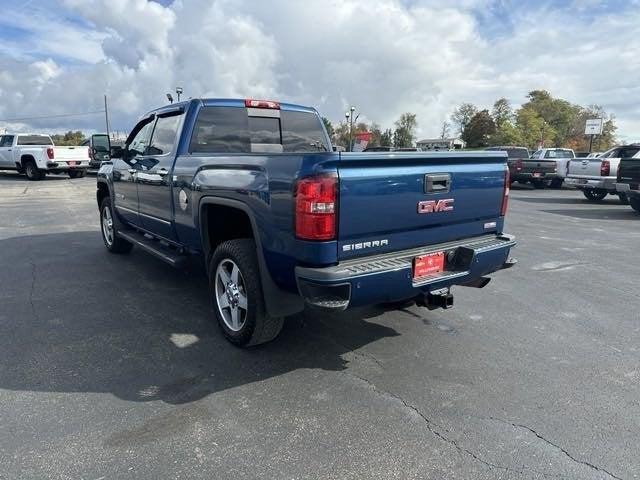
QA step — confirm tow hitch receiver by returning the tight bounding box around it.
[417,288,454,310]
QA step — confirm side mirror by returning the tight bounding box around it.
[110,146,124,159]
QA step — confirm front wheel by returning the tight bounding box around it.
[583,189,608,202]
[630,197,640,213]
[209,239,284,347]
[618,193,629,205]
[100,197,133,253]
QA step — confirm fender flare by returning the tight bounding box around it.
[198,196,304,318]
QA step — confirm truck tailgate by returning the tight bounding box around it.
[521,159,556,174]
[53,146,90,161]
[568,158,605,178]
[337,152,507,260]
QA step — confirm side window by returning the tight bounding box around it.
[281,111,330,152]
[620,147,640,158]
[0,136,13,147]
[148,114,181,155]
[189,107,250,153]
[128,121,154,158]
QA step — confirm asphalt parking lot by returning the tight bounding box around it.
[1,172,639,480]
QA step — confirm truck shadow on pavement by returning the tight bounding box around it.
[0,231,399,405]
[0,171,69,181]
[541,208,638,220]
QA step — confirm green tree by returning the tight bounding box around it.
[451,103,477,135]
[521,90,580,147]
[515,107,556,150]
[51,130,85,146]
[321,117,334,138]
[462,110,495,147]
[491,122,523,146]
[369,122,382,147]
[380,128,393,146]
[492,98,513,127]
[393,112,417,148]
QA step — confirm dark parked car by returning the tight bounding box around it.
[616,151,640,213]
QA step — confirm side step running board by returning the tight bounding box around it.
[118,231,187,268]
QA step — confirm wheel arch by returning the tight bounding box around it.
[199,196,304,318]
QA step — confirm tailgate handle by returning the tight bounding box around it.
[425,173,451,193]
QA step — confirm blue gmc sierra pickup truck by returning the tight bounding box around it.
[97,98,516,346]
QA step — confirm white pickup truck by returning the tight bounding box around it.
[0,133,90,180]
[565,145,640,203]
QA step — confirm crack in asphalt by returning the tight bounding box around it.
[342,371,560,478]
[488,417,623,480]
[28,261,39,321]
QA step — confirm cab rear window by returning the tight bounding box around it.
[189,106,329,154]
[17,135,53,146]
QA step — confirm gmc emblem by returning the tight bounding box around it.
[418,198,454,214]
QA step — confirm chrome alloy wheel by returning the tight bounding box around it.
[101,205,114,246]
[215,259,248,331]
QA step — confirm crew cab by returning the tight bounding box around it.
[0,133,90,180]
[529,148,575,188]
[484,146,558,188]
[96,98,516,346]
[566,145,640,203]
[616,152,640,213]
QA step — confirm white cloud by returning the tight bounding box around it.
[0,0,639,142]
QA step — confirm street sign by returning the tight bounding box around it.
[585,118,603,135]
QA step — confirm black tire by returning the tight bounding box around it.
[519,180,529,185]
[99,197,133,254]
[209,239,284,347]
[532,180,545,189]
[69,170,86,179]
[583,189,607,202]
[618,193,629,205]
[24,160,43,181]
[549,178,564,189]
[630,197,640,213]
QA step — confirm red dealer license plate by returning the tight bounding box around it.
[413,252,445,279]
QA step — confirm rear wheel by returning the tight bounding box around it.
[209,239,284,347]
[532,180,545,189]
[549,178,564,189]
[583,189,607,202]
[630,197,640,213]
[24,160,43,181]
[100,197,133,253]
[69,170,86,179]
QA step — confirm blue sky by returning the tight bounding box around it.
[0,0,639,141]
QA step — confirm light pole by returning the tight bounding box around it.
[176,87,183,102]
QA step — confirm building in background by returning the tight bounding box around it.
[417,137,466,150]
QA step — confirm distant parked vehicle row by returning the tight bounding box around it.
[485,146,574,189]
[566,145,640,203]
[0,133,90,180]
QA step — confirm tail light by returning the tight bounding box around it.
[501,166,510,216]
[46,147,54,160]
[601,160,610,177]
[295,174,337,240]
[245,99,280,109]
[515,159,523,171]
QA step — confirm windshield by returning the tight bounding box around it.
[545,150,574,158]
[17,135,53,146]
[92,135,110,152]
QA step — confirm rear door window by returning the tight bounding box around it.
[189,106,329,154]
[619,147,640,158]
[0,135,14,147]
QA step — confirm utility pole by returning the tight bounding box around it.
[104,95,111,140]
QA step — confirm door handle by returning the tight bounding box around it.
[157,168,169,176]
[128,169,137,174]
[425,173,451,193]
